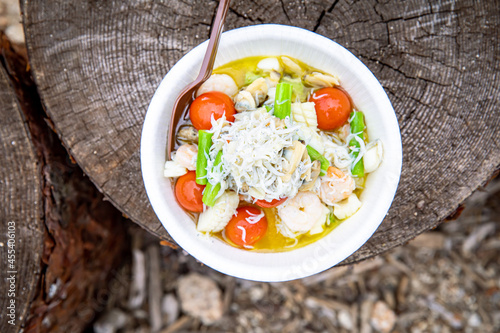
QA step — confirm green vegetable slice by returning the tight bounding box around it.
[196,130,213,185]
[202,150,223,207]
[349,111,365,177]
[274,82,292,119]
[306,145,330,176]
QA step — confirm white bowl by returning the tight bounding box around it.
[141,24,402,282]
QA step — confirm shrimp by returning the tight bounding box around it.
[319,166,355,205]
[196,74,238,98]
[172,144,197,171]
[277,191,329,235]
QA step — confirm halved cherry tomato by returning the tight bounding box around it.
[225,206,267,247]
[189,91,236,130]
[309,87,351,130]
[254,197,287,208]
[175,171,205,212]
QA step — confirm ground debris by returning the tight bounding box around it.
[370,301,396,333]
[177,273,223,325]
[90,180,500,333]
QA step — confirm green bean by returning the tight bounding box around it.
[202,150,223,207]
[349,111,365,177]
[306,145,330,176]
[273,82,292,119]
[196,130,213,185]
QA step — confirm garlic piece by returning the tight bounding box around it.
[333,193,362,220]
[364,139,383,173]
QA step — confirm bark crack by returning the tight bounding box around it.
[229,7,264,24]
[313,0,339,32]
[280,0,291,23]
[363,55,452,87]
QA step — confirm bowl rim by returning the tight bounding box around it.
[141,24,402,282]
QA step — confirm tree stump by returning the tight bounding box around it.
[0,36,128,333]
[21,0,500,263]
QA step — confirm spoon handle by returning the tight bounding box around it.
[196,0,231,83]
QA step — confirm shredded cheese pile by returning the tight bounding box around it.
[207,108,310,202]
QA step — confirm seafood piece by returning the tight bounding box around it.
[309,205,331,235]
[364,139,383,173]
[292,102,318,129]
[163,161,187,178]
[264,87,276,106]
[321,134,352,170]
[257,57,282,73]
[267,70,281,88]
[281,141,307,183]
[234,91,256,112]
[177,125,198,144]
[300,151,312,181]
[277,191,329,235]
[338,123,350,142]
[303,72,340,88]
[281,56,303,77]
[246,77,268,105]
[333,193,362,220]
[234,78,269,112]
[299,160,321,191]
[197,74,238,98]
[197,191,239,232]
[173,144,197,171]
[297,125,324,154]
[257,57,282,88]
[248,187,265,200]
[319,166,355,205]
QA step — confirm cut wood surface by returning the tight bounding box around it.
[0,36,128,333]
[22,0,500,263]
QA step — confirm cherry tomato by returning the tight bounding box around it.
[225,207,267,247]
[309,87,351,130]
[189,91,236,130]
[175,171,205,212]
[254,197,287,208]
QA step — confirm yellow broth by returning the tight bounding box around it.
[174,55,368,252]
[213,206,347,252]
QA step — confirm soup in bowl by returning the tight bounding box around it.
[141,24,402,281]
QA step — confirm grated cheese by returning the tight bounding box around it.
[237,225,247,244]
[245,210,265,224]
[207,109,309,202]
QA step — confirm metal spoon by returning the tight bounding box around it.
[167,0,231,157]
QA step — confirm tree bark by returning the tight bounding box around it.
[0,35,128,333]
[0,35,43,333]
[21,0,500,262]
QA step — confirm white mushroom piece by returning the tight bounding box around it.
[196,74,239,98]
[333,193,362,220]
[363,139,384,173]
